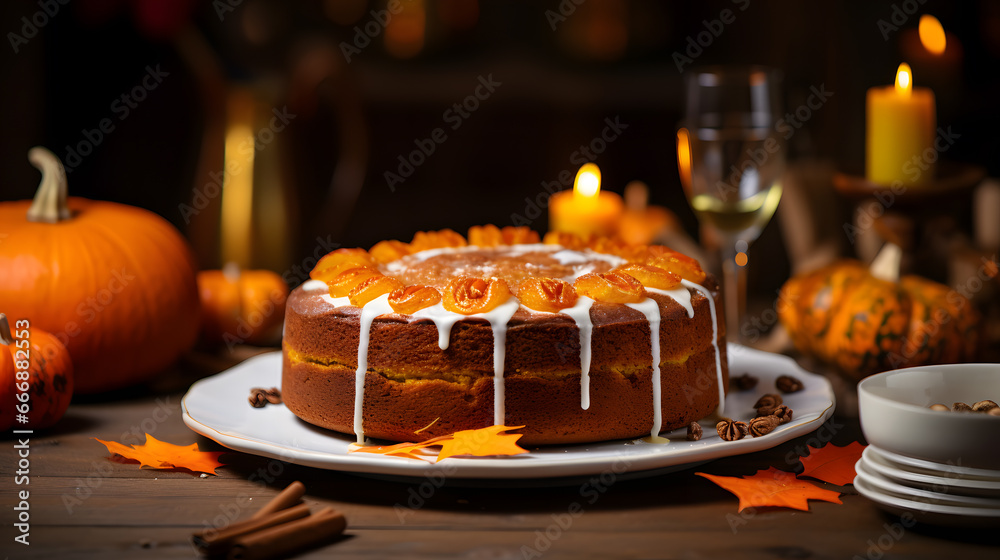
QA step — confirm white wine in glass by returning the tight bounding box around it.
[678,67,785,342]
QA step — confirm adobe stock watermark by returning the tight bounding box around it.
[520,454,633,559]
[673,0,751,73]
[509,116,628,227]
[384,74,502,192]
[61,64,170,175]
[876,0,930,41]
[62,397,176,513]
[7,0,69,54]
[339,0,416,62]
[213,0,247,21]
[843,126,960,245]
[544,0,587,31]
[714,83,833,200]
[52,267,136,349]
[178,106,297,224]
[728,418,847,534]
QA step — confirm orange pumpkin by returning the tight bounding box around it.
[0,147,200,393]
[778,260,980,379]
[197,264,289,346]
[0,314,74,430]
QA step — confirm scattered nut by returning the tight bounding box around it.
[754,393,784,416]
[953,402,974,412]
[686,422,703,441]
[731,373,759,391]
[748,415,779,437]
[972,400,999,413]
[771,404,794,425]
[776,375,804,393]
[716,419,748,441]
[249,387,282,408]
[929,403,950,412]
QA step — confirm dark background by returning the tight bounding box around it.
[1,0,997,288]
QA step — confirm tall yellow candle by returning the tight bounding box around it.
[866,63,936,186]
[548,164,624,237]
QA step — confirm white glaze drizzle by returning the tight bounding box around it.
[557,297,596,409]
[411,302,464,350]
[301,279,328,292]
[626,298,663,438]
[480,298,521,425]
[647,286,694,318]
[681,280,725,416]
[353,293,394,443]
[320,293,352,308]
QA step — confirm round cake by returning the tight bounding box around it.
[281,226,728,446]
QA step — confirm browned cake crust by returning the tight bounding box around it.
[281,276,728,445]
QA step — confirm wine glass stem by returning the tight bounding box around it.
[720,245,746,344]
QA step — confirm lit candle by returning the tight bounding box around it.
[548,164,624,237]
[866,63,936,186]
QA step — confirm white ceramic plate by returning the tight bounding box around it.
[867,445,1000,482]
[854,475,1000,527]
[862,447,1000,498]
[182,344,835,480]
[855,459,1000,508]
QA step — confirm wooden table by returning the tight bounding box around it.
[2,351,996,560]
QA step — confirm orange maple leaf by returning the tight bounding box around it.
[94,434,225,475]
[436,425,528,462]
[347,425,528,462]
[798,441,867,486]
[696,467,843,512]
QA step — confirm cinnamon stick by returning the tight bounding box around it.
[227,507,347,560]
[192,503,310,556]
[251,481,305,519]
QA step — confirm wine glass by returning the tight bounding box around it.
[677,66,785,343]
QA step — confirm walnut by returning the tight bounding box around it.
[754,393,784,416]
[716,419,748,441]
[972,400,999,413]
[686,422,703,441]
[731,373,759,391]
[748,415,779,437]
[771,405,794,425]
[953,402,974,412]
[776,375,804,393]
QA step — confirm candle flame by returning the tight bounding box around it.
[221,90,256,268]
[574,163,601,200]
[676,128,692,192]
[919,15,947,55]
[895,63,912,96]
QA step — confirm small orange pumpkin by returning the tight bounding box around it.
[0,314,74,430]
[197,264,289,347]
[0,148,200,393]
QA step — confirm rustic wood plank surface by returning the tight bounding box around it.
[1,352,996,560]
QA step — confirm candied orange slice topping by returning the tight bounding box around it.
[327,266,383,298]
[442,276,512,315]
[388,285,442,314]
[647,251,706,284]
[517,277,578,313]
[614,263,681,290]
[573,272,645,303]
[369,240,411,264]
[311,249,374,282]
[542,231,588,250]
[468,224,503,247]
[501,226,540,245]
[410,229,467,253]
[349,275,404,307]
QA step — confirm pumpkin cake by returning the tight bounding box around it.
[281,226,728,445]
